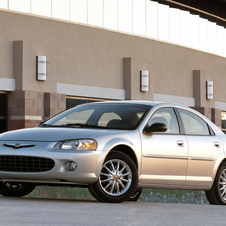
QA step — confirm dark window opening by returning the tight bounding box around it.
[0,93,7,133]
[66,97,105,109]
[0,120,6,134]
[221,111,226,133]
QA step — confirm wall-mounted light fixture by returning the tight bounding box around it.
[36,56,47,81]
[206,81,214,100]
[140,70,149,92]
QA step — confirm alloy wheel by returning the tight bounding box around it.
[219,169,226,201]
[99,159,132,196]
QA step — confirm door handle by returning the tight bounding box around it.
[214,142,221,148]
[176,140,184,147]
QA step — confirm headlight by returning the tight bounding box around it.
[54,139,97,151]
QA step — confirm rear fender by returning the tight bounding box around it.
[211,152,226,186]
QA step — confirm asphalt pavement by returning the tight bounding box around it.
[0,196,224,225]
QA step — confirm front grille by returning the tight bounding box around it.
[0,156,55,172]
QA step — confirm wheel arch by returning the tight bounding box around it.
[107,144,138,169]
[211,154,226,185]
[89,149,139,203]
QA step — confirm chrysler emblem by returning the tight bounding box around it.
[3,143,36,149]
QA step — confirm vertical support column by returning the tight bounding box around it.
[193,70,204,108]
[123,57,153,101]
[44,92,66,121]
[123,58,132,100]
[211,108,221,128]
[8,91,43,130]
[192,106,212,121]
[13,41,23,91]
[193,70,215,108]
[193,70,221,126]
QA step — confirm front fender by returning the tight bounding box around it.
[94,136,141,179]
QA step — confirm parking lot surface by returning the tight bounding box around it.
[0,196,225,225]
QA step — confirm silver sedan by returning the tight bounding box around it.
[0,101,226,204]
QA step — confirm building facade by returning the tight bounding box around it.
[0,0,226,132]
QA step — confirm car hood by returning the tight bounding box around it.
[0,127,113,142]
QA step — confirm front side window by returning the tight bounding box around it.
[148,108,180,134]
[178,109,210,135]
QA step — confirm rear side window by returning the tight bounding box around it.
[178,109,210,135]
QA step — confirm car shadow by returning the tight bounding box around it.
[0,195,98,203]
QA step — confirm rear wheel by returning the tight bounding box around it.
[205,162,226,205]
[0,181,36,197]
[88,151,138,203]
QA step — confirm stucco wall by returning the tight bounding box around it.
[0,10,226,107]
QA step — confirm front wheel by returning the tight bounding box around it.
[205,162,226,205]
[128,188,142,201]
[88,151,138,203]
[0,181,36,197]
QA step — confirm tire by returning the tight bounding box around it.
[205,162,226,205]
[128,188,142,201]
[0,181,36,197]
[88,150,138,203]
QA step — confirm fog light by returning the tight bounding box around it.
[69,162,77,171]
[63,161,78,171]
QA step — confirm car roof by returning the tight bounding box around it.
[82,100,160,107]
[81,100,194,112]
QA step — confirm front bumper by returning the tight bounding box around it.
[0,141,103,185]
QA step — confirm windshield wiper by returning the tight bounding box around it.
[41,123,53,127]
[64,123,104,128]
[41,123,71,127]
[41,122,106,129]
[41,123,104,129]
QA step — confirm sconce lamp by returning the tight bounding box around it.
[36,56,47,81]
[140,70,149,92]
[206,81,213,100]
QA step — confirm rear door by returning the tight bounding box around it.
[177,109,223,187]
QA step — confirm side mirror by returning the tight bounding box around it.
[37,121,44,127]
[143,123,167,135]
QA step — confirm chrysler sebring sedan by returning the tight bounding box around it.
[0,101,226,204]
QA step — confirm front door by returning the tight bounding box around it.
[140,107,188,185]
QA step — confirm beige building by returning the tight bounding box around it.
[0,0,226,133]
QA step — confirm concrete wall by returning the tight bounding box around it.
[1,10,226,129]
[1,10,226,98]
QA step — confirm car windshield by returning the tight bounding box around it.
[42,103,151,130]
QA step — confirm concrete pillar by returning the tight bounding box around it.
[123,57,153,101]
[13,41,23,91]
[211,108,221,128]
[193,70,221,127]
[192,107,212,121]
[193,70,214,109]
[44,92,66,121]
[8,90,42,130]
